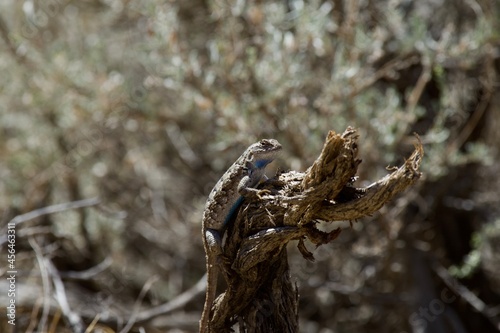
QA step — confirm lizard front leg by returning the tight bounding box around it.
[237,161,272,199]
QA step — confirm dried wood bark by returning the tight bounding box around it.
[210,127,424,332]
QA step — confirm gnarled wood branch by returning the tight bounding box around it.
[210,127,423,332]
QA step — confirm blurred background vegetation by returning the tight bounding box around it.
[0,0,499,332]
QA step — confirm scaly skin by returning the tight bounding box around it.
[200,139,282,333]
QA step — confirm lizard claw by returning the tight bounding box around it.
[240,188,272,200]
[257,189,272,198]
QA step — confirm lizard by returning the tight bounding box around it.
[200,139,282,333]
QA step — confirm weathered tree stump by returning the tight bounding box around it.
[209,127,423,332]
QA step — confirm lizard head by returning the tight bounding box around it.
[248,139,282,168]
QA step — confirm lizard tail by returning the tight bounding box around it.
[200,267,218,333]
